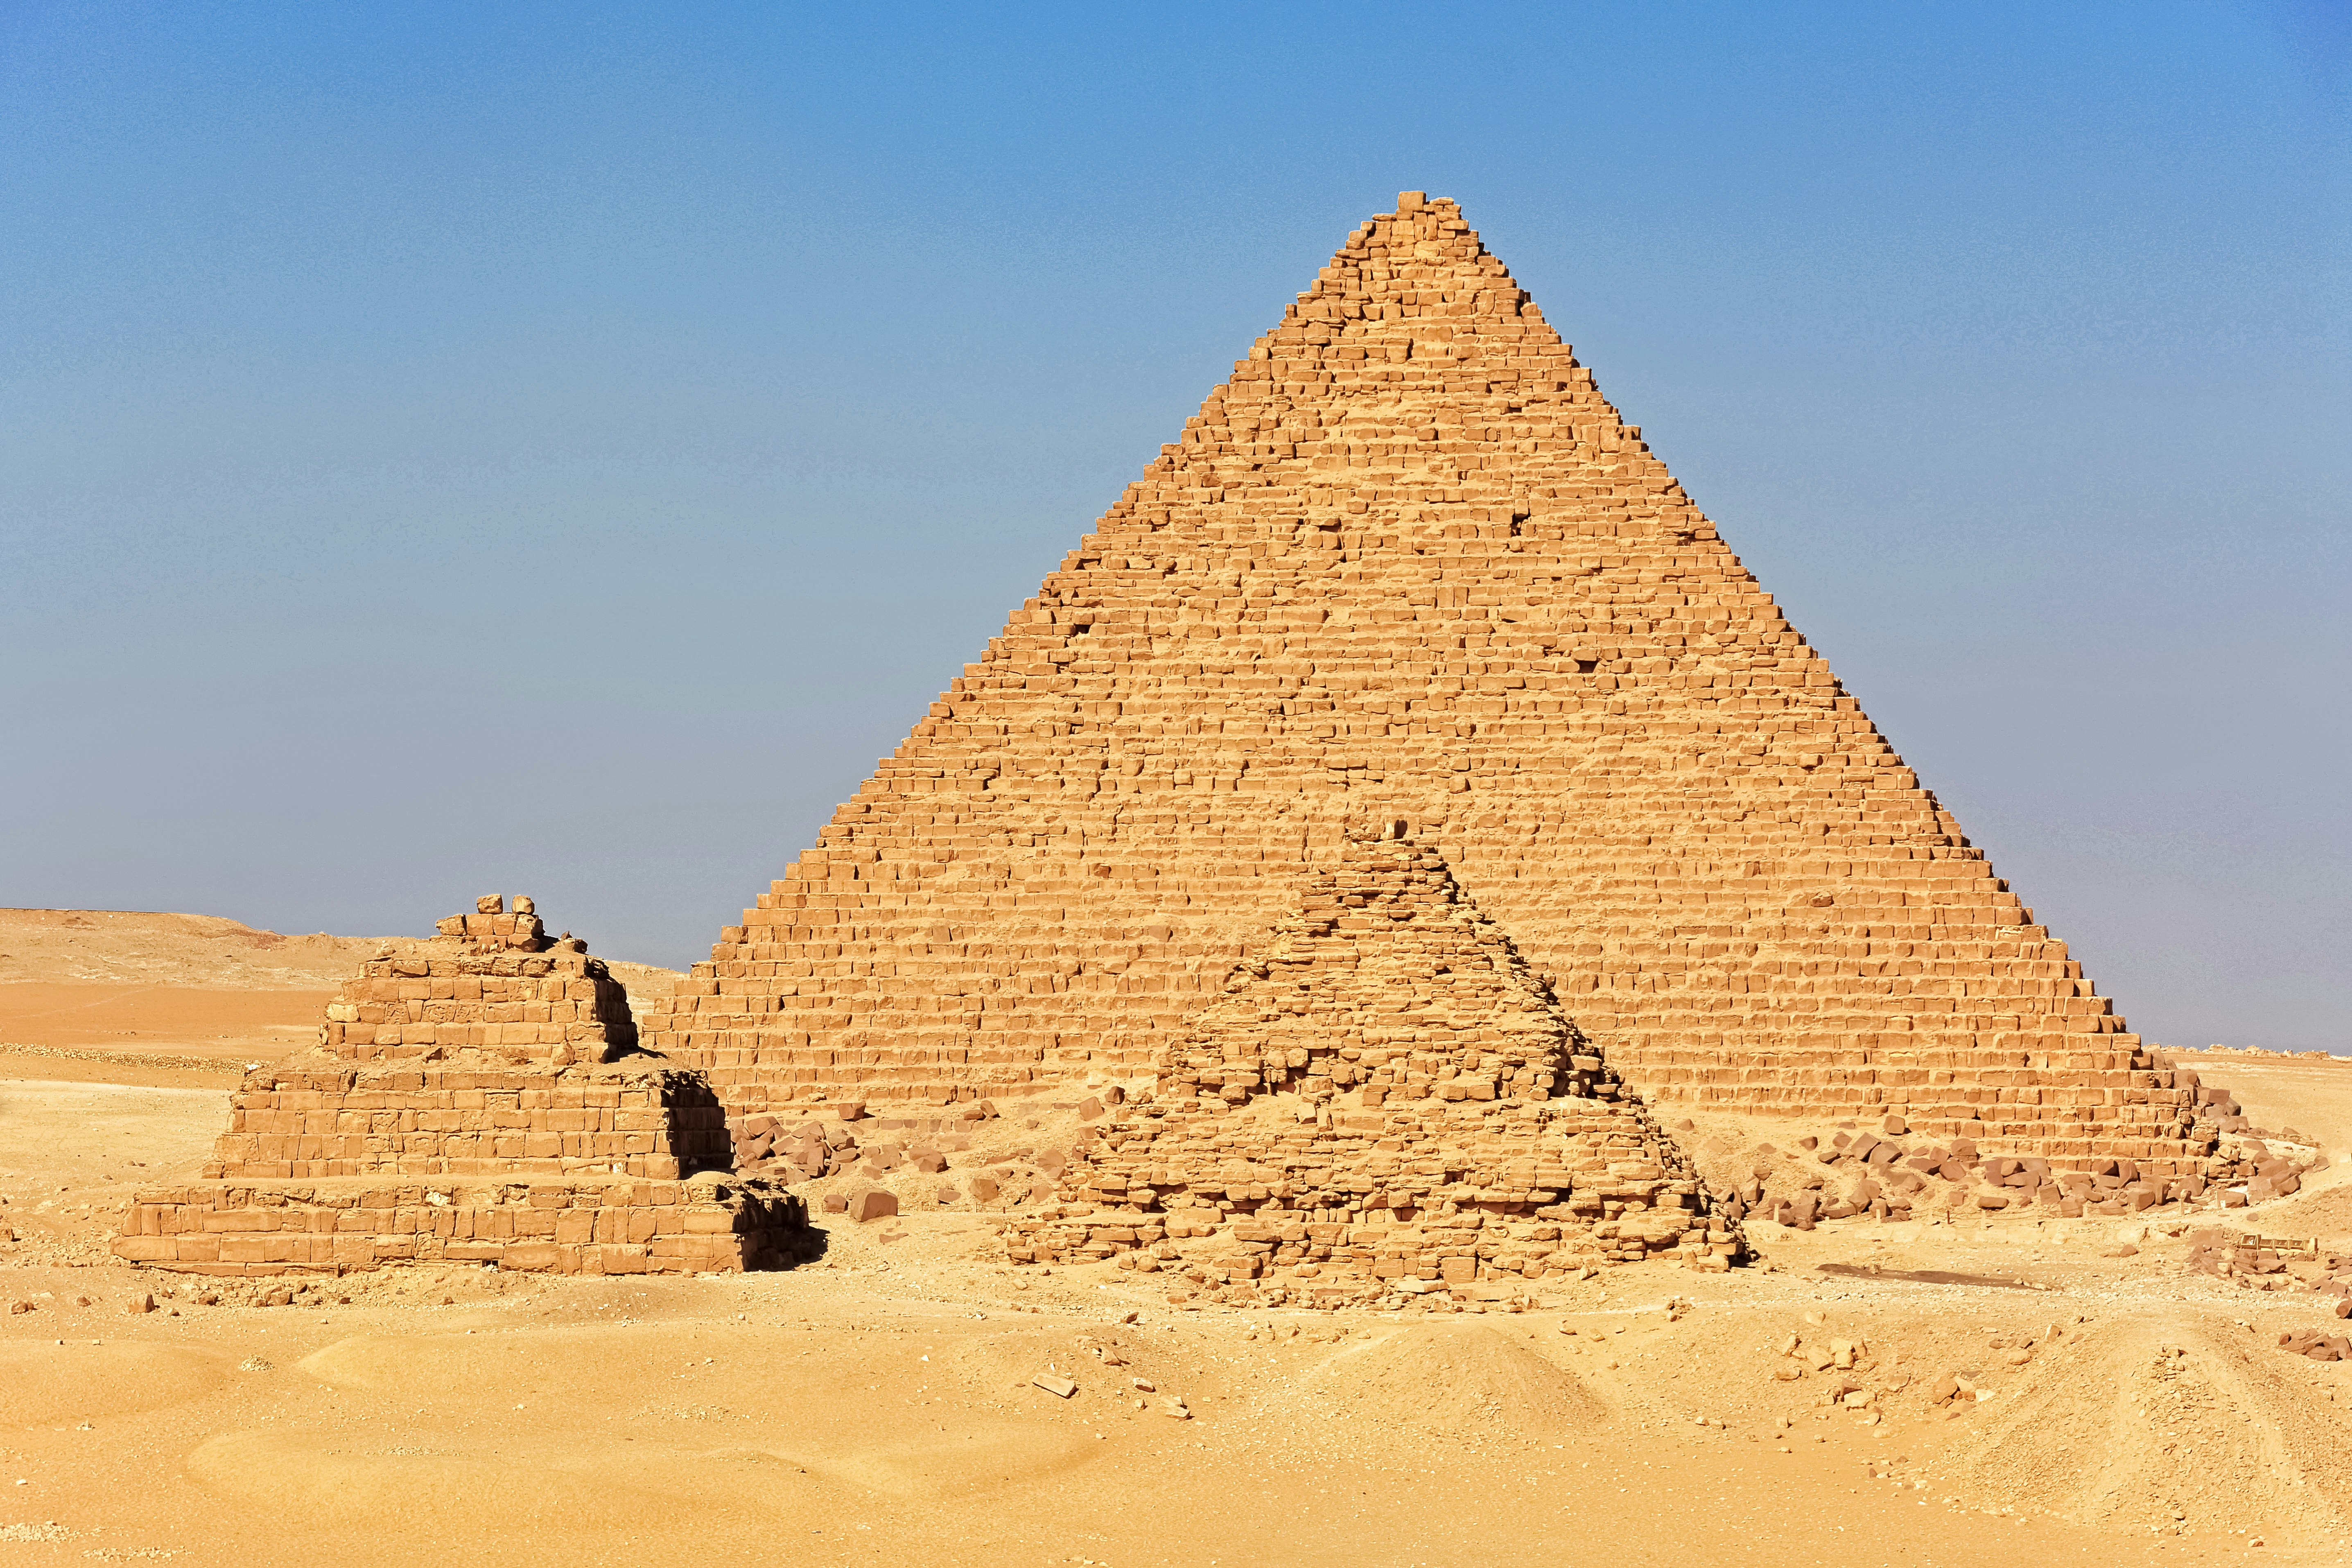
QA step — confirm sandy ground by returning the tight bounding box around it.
[2175,1052,2352,1169]
[0,984,332,1083]
[1,917,2347,1566]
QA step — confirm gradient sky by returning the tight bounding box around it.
[3,3,2345,1049]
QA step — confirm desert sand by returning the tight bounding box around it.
[2,912,2349,1566]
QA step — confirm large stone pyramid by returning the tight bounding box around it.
[1007,829,1737,1302]
[645,192,2213,1175]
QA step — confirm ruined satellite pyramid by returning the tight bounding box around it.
[117,897,812,1277]
[1008,829,1738,1301]
[644,192,2212,1174]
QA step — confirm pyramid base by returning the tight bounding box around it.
[726,1097,1004,1175]
[1006,1070,1750,1290]
[1011,1202,1739,1282]
[111,1173,816,1277]
[1155,1247,1735,1309]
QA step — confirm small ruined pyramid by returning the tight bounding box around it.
[1007,830,1738,1304]
[646,190,2218,1179]
[116,897,813,1278]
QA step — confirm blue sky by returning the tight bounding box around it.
[3,2,2345,1048]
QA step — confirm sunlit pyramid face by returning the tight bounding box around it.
[645,193,2205,1177]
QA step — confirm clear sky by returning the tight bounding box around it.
[3,3,2345,1049]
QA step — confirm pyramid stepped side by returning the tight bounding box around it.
[201,1058,730,1182]
[1157,834,1620,1111]
[1005,834,1740,1306]
[115,899,813,1277]
[646,192,2217,1174]
[315,897,639,1066]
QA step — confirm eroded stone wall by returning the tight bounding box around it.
[204,1061,730,1179]
[115,1174,802,1276]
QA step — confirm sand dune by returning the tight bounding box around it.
[0,1340,235,1426]
[1920,1313,2350,1537]
[1293,1319,1607,1438]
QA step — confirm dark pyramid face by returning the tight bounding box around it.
[648,192,2209,1173]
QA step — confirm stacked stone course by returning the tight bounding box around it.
[115,897,812,1277]
[116,1176,797,1276]
[1007,831,1741,1303]
[202,1062,730,1180]
[644,191,2230,1179]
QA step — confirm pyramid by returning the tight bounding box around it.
[644,191,2217,1177]
[116,897,813,1277]
[1006,829,1738,1301]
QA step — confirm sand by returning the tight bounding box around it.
[2,916,2347,1566]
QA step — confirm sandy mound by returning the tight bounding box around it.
[1293,1320,1606,1439]
[188,1430,698,1528]
[0,1341,233,1426]
[298,1325,657,1394]
[1918,1315,2352,1540]
[299,1322,1111,1500]
[2267,1185,2352,1241]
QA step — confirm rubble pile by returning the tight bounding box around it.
[1006,832,1742,1306]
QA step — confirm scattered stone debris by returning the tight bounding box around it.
[2277,1329,2351,1363]
[2185,1231,2352,1297]
[0,1523,70,1543]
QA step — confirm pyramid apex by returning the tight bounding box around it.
[1396,190,1426,213]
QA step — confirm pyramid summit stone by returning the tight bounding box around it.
[1008,830,1736,1295]
[646,193,2216,1175]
